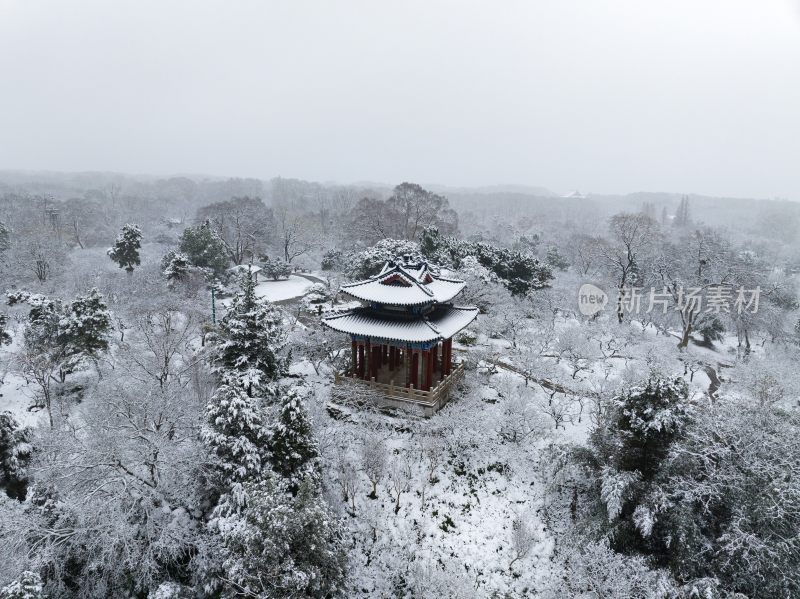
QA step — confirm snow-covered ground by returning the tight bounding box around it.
[0,372,44,429]
[0,334,43,428]
[255,275,315,302]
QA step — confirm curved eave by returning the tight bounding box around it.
[321,305,478,344]
[340,287,432,307]
[341,278,466,306]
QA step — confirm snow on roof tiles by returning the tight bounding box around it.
[321,305,478,343]
[341,259,466,306]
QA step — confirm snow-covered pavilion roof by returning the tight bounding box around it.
[341,257,465,306]
[322,305,479,344]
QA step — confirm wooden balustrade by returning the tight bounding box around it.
[333,361,465,416]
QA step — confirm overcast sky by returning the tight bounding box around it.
[1,1,799,199]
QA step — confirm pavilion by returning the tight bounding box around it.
[322,255,478,415]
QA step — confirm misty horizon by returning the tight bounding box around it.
[2,1,799,201]
[0,168,795,204]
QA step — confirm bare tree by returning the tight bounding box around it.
[335,447,359,516]
[275,207,317,263]
[494,375,548,443]
[509,513,537,570]
[13,335,65,428]
[360,432,387,499]
[388,454,412,514]
[386,182,458,240]
[196,196,273,265]
[597,213,658,323]
[121,308,199,388]
[10,233,68,283]
[653,227,740,348]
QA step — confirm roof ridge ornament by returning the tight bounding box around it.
[340,259,466,306]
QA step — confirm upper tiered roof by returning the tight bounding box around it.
[322,256,478,343]
[340,256,466,307]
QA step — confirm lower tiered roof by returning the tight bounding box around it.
[322,305,479,344]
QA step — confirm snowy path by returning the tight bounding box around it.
[293,272,327,285]
[254,275,314,303]
[490,358,599,398]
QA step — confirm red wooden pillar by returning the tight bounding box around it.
[431,343,438,373]
[395,346,402,368]
[419,349,428,391]
[448,338,453,374]
[389,346,395,371]
[351,340,357,375]
[357,344,365,378]
[411,351,419,388]
[449,339,454,372]
[365,340,371,379]
[369,346,376,379]
[425,348,434,390]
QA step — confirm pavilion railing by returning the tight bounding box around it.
[333,361,465,416]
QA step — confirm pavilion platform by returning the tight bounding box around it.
[334,360,466,417]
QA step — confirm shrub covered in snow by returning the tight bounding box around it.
[0,571,44,599]
[321,248,344,271]
[345,239,421,280]
[420,226,553,296]
[262,259,292,281]
[456,329,478,346]
[178,220,230,276]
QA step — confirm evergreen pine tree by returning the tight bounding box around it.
[580,375,692,553]
[202,384,271,515]
[0,412,32,501]
[220,477,348,599]
[7,289,111,382]
[62,288,112,361]
[107,223,142,274]
[545,246,570,271]
[0,313,11,346]
[0,571,44,599]
[268,389,320,490]
[178,220,229,275]
[162,250,192,283]
[603,376,691,477]
[216,269,285,397]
